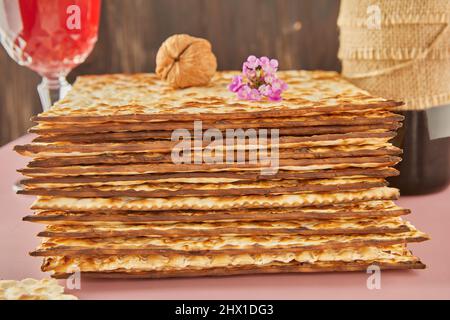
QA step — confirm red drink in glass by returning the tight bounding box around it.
[0,0,101,109]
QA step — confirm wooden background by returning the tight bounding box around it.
[0,0,341,146]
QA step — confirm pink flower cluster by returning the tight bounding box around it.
[228,55,288,101]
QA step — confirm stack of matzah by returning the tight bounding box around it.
[16,71,429,278]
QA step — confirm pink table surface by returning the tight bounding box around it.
[1,134,449,300]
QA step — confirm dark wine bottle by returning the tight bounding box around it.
[389,110,450,195]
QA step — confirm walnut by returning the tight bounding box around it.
[156,34,217,89]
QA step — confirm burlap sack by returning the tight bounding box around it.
[338,0,450,111]
[343,59,450,110]
[339,24,450,60]
[338,0,449,27]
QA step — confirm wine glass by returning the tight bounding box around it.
[0,0,101,191]
[0,0,102,111]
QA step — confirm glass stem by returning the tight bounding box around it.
[37,76,72,111]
